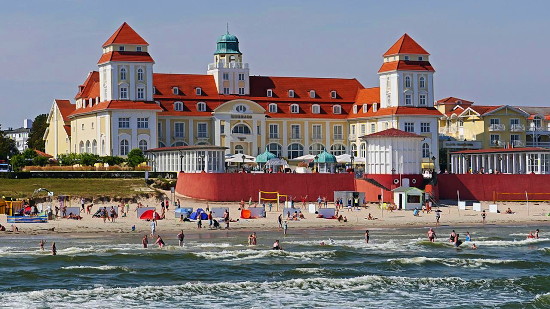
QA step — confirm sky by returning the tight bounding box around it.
[1,0,549,129]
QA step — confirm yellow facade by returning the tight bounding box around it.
[44,104,71,157]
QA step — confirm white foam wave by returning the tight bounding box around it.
[61,265,131,271]
[193,249,336,261]
[474,238,549,247]
[294,267,325,274]
[388,256,519,268]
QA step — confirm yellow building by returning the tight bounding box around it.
[44,99,74,157]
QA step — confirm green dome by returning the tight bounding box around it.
[314,150,337,163]
[214,32,242,55]
[256,149,277,163]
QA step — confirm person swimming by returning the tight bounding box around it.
[471,243,477,250]
[272,240,282,250]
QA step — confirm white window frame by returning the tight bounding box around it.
[288,89,295,98]
[197,122,208,138]
[419,76,426,88]
[404,55,409,60]
[363,104,368,113]
[195,87,202,95]
[287,143,304,159]
[419,94,427,106]
[268,103,277,113]
[405,94,412,106]
[405,76,411,88]
[267,89,273,97]
[172,87,179,95]
[404,122,414,133]
[120,139,129,156]
[418,56,423,61]
[269,124,279,139]
[360,124,366,135]
[120,87,128,99]
[370,123,376,133]
[311,104,320,114]
[373,103,378,112]
[238,73,245,81]
[223,87,230,95]
[137,87,145,100]
[238,87,245,95]
[138,140,148,151]
[290,104,299,114]
[136,46,142,52]
[333,125,343,140]
[422,143,430,158]
[309,90,316,98]
[222,73,229,80]
[137,68,144,81]
[174,101,183,111]
[420,122,430,133]
[331,90,337,99]
[118,117,130,128]
[353,105,358,114]
[312,124,322,139]
[119,46,125,51]
[137,117,149,129]
[120,68,127,80]
[333,105,341,114]
[197,102,207,112]
[174,122,185,138]
[291,124,301,139]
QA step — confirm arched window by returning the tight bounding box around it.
[309,143,325,155]
[229,55,236,63]
[311,104,320,114]
[196,141,210,145]
[422,143,430,158]
[197,102,207,112]
[235,105,247,113]
[267,143,282,157]
[333,105,342,114]
[139,140,148,151]
[232,124,251,134]
[120,139,129,155]
[419,76,425,88]
[174,102,184,111]
[101,140,105,155]
[351,143,358,157]
[287,143,304,159]
[171,141,188,147]
[158,141,166,148]
[120,68,127,80]
[92,140,97,155]
[268,103,277,113]
[79,141,84,153]
[137,68,144,81]
[290,104,299,114]
[234,145,244,154]
[85,140,91,153]
[533,116,543,129]
[360,143,366,158]
[405,76,411,88]
[330,144,346,156]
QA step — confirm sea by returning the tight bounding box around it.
[0,226,549,309]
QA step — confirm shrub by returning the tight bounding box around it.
[127,148,147,167]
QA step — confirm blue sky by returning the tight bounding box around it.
[1,0,549,129]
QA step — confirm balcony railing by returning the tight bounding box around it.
[527,141,550,148]
[528,124,550,132]
[490,140,505,147]
[510,124,525,132]
[512,140,525,147]
[208,62,249,70]
[489,124,506,131]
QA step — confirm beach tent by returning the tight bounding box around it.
[174,207,193,219]
[139,209,161,220]
[314,151,337,173]
[255,149,277,164]
[189,208,208,220]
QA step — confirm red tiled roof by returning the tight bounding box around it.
[68,100,162,117]
[63,125,71,136]
[363,128,424,138]
[436,97,474,105]
[378,60,435,73]
[35,149,53,158]
[102,22,148,47]
[98,51,154,64]
[383,34,429,56]
[467,105,501,116]
[55,99,75,122]
[75,71,100,99]
[145,145,228,152]
[452,147,550,154]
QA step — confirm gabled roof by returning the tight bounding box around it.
[98,51,154,64]
[68,100,162,117]
[102,22,148,47]
[55,99,75,122]
[378,60,435,73]
[383,34,429,56]
[516,106,550,119]
[460,105,501,117]
[75,71,99,99]
[362,128,424,139]
[436,97,474,105]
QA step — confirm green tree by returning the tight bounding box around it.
[79,153,100,166]
[0,125,19,160]
[101,155,125,166]
[27,114,48,151]
[126,148,146,167]
[32,155,49,166]
[10,154,26,171]
[57,153,80,166]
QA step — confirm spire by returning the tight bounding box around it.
[102,22,149,47]
[383,34,429,56]
[226,22,229,34]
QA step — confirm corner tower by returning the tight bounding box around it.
[378,34,435,109]
[207,31,250,95]
[98,22,155,102]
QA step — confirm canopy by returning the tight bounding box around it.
[255,149,277,163]
[266,158,288,166]
[335,154,366,164]
[139,209,161,220]
[225,154,256,163]
[314,150,336,163]
[292,154,315,161]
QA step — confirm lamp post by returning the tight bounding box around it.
[200,154,205,172]
[498,154,503,173]
[314,155,319,173]
[179,150,184,172]
[241,154,246,172]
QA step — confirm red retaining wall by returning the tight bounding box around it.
[176,173,355,202]
[437,174,550,201]
[354,179,394,203]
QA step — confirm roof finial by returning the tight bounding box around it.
[226,22,229,34]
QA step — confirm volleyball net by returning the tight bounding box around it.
[258,191,288,211]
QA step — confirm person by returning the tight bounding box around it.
[252,232,257,245]
[278,214,283,228]
[39,239,45,250]
[535,229,540,239]
[471,243,477,250]
[51,242,57,256]
[208,211,213,229]
[197,216,202,229]
[449,230,456,242]
[177,230,185,246]
[427,228,436,242]
[367,213,375,220]
[283,220,288,235]
[0,224,5,231]
[86,203,93,215]
[435,210,441,225]
[505,207,513,214]
[150,219,157,237]
[272,240,282,250]
[413,208,420,216]
[248,233,254,246]
[453,233,462,248]
[268,202,273,212]
[365,230,370,243]
[527,231,536,239]
[142,235,148,248]
[481,210,487,224]
[155,235,165,248]
[465,232,471,242]
[81,198,85,211]
[110,207,116,223]
[224,210,230,229]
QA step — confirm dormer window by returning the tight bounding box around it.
[373,103,378,112]
[333,105,341,114]
[290,104,299,114]
[136,46,142,52]
[196,88,202,96]
[174,102,183,111]
[363,104,368,113]
[331,90,337,99]
[267,89,273,97]
[172,87,179,95]
[119,46,125,51]
[404,55,409,60]
[418,56,423,61]
[309,90,316,98]
[268,103,277,113]
[312,104,320,114]
[353,105,358,114]
[152,87,157,94]
[288,90,295,98]
[197,102,206,112]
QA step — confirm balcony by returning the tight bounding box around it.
[527,141,550,148]
[528,124,550,132]
[510,124,525,132]
[489,124,506,131]
[490,140,505,147]
[208,62,249,70]
[512,140,525,147]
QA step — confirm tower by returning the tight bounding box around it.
[207,30,250,95]
[98,22,155,102]
[378,34,435,109]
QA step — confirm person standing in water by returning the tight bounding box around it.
[481,210,487,224]
[535,229,540,239]
[177,230,185,247]
[252,232,257,245]
[39,240,46,250]
[150,219,157,237]
[155,235,165,248]
[278,214,283,228]
[272,240,282,250]
[51,242,57,256]
[427,228,436,242]
[365,230,370,243]
[142,235,148,248]
[465,232,471,242]
[283,220,288,235]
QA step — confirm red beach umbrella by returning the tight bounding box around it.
[140,209,161,220]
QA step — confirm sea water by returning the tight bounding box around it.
[0,226,549,309]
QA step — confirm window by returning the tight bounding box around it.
[422,143,430,158]
[238,87,245,95]
[309,143,325,155]
[174,102,183,111]
[120,139,129,155]
[333,125,343,140]
[419,76,425,88]
[490,118,500,125]
[238,73,245,81]
[223,73,229,80]
[511,134,520,146]
[353,105,358,114]
[137,68,144,81]
[158,122,162,138]
[120,87,128,99]
[312,125,322,139]
[81,123,84,130]
[533,116,543,129]
[351,124,356,135]
[510,118,520,126]
[405,94,412,106]
[288,143,304,159]
[405,76,411,88]
[268,103,277,113]
[234,145,244,154]
[291,125,301,139]
[418,56,423,61]
[236,105,247,113]
[420,122,430,133]
[404,122,414,132]
[373,103,378,112]
[269,124,279,138]
[79,141,84,153]
[290,104,299,114]
[118,117,130,128]
[331,90,337,99]
[220,124,225,134]
[490,134,500,146]
[197,102,207,112]
[137,117,149,129]
[288,90,295,98]
[197,123,208,138]
[232,124,251,134]
[136,46,142,52]
[330,144,346,156]
[195,88,202,95]
[120,68,127,80]
[360,124,366,135]
[223,87,230,95]
[86,140,91,153]
[267,89,273,97]
[119,46,125,51]
[363,104,368,113]
[138,140,148,151]
[351,143,358,157]
[404,55,409,60]
[309,90,316,98]
[267,143,282,157]
[333,105,341,114]
[312,104,320,114]
[419,94,427,106]
[172,87,179,95]
[370,123,376,133]
[171,141,187,147]
[360,143,366,157]
[458,119,464,127]
[137,87,145,100]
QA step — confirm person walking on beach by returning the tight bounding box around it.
[427,228,436,242]
[283,220,288,235]
[142,235,148,248]
[481,210,487,224]
[278,214,283,228]
[155,235,165,248]
[51,242,57,256]
[224,210,230,229]
[110,207,116,223]
[86,204,93,215]
[81,198,85,212]
[197,216,202,229]
[39,239,45,250]
[208,211,213,229]
[365,230,370,243]
[177,230,185,246]
[150,219,157,237]
[435,210,441,225]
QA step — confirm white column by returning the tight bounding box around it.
[519,153,523,173]
[189,119,194,145]
[538,153,542,174]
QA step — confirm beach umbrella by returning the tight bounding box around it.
[292,154,315,161]
[265,158,288,166]
[140,209,161,220]
[225,155,256,163]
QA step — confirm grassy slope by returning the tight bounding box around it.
[0,178,151,199]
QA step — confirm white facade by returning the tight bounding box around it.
[145,146,227,173]
[364,134,423,174]
[5,127,31,152]
[451,149,550,174]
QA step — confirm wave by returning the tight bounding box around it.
[388,256,525,268]
[60,265,131,272]
[192,249,337,261]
